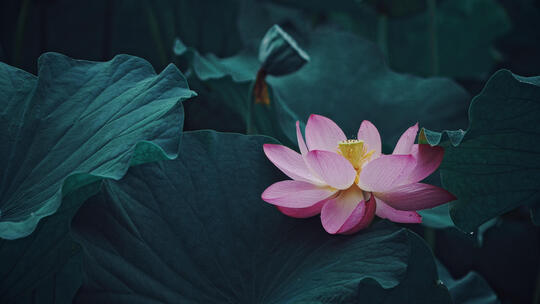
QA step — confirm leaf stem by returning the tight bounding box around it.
[13,0,31,67]
[377,13,388,62]
[533,263,540,304]
[424,227,436,250]
[427,0,439,76]
[144,1,168,69]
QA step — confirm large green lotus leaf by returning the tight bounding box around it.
[0,181,100,304]
[0,52,195,239]
[420,70,540,232]
[175,26,470,147]
[72,131,450,303]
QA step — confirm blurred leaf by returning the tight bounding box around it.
[496,0,540,76]
[387,0,510,78]
[421,70,540,232]
[436,260,499,304]
[237,0,311,47]
[1,0,244,73]
[175,26,470,148]
[531,203,540,225]
[268,0,364,14]
[435,218,539,303]
[72,130,450,303]
[44,0,107,61]
[110,0,245,70]
[365,0,426,17]
[0,52,195,239]
[332,0,510,78]
[267,28,470,145]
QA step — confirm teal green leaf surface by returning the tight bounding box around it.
[0,181,100,304]
[0,52,195,239]
[72,131,450,303]
[421,70,540,232]
[267,28,470,145]
[436,260,499,304]
[419,205,455,229]
[175,26,470,147]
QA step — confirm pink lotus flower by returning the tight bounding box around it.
[261,114,456,235]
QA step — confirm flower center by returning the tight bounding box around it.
[337,139,375,171]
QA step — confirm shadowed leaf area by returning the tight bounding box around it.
[72,131,451,304]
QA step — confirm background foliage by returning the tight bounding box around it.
[1,0,539,303]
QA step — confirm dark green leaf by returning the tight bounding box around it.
[387,0,510,78]
[72,131,450,303]
[435,219,538,303]
[332,0,510,78]
[357,230,452,304]
[267,28,470,145]
[0,52,195,239]
[436,260,499,304]
[258,24,310,76]
[175,26,470,148]
[0,181,100,304]
[421,70,540,232]
[110,0,245,70]
[173,38,258,133]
